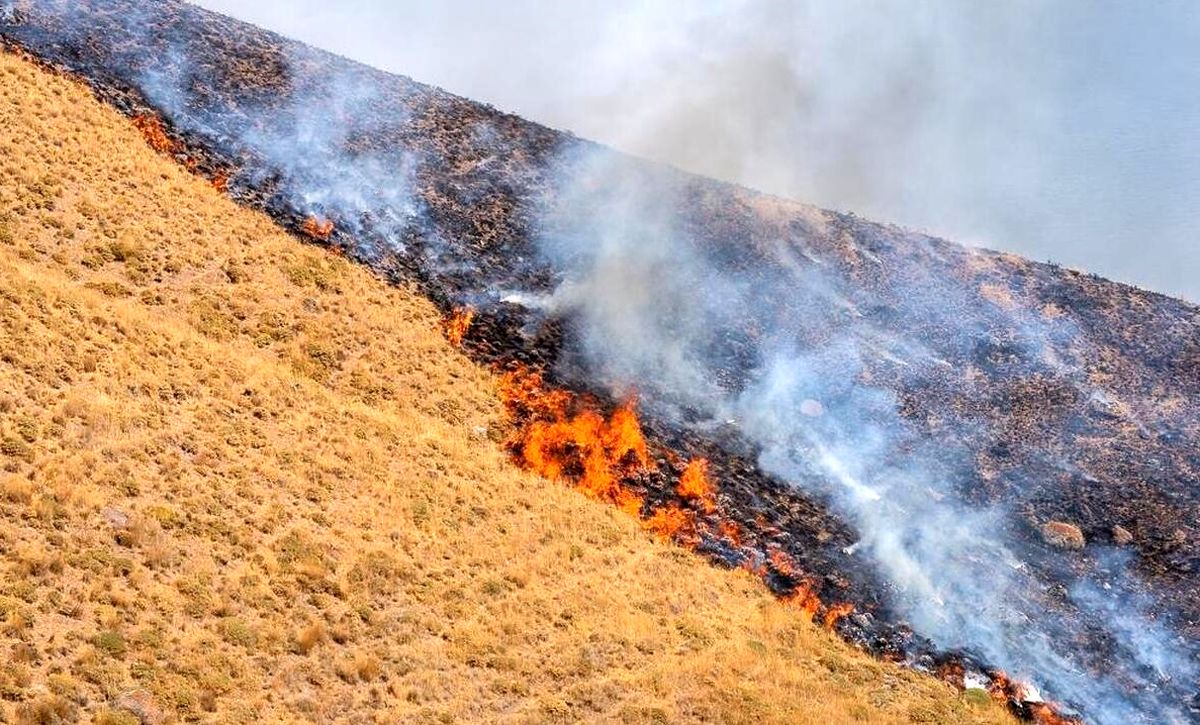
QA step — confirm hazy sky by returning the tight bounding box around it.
[193,1,1199,302]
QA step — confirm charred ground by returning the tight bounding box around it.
[3,1,1198,721]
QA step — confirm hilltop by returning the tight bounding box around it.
[0,49,1013,724]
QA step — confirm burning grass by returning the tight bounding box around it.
[500,366,653,519]
[493,366,1084,721]
[498,366,738,544]
[301,214,335,241]
[130,112,176,155]
[498,364,862,630]
[678,458,718,512]
[442,305,475,347]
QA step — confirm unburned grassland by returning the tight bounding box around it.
[0,49,1012,724]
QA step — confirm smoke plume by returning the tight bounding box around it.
[527,147,1197,723]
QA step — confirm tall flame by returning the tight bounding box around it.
[677,458,717,512]
[443,306,475,347]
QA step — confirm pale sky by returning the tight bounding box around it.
[193,1,1200,302]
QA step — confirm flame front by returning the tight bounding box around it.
[493,366,932,678]
[132,113,177,155]
[783,583,822,624]
[822,601,855,629]
[501,367,647,513]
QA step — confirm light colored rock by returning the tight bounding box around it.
[101,506,129,529]
[1112,525,1133,546]
[116,689,164,725]
[800,399,825,417]
[1041,521,1085,550]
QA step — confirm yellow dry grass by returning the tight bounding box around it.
[0,49,1014,724]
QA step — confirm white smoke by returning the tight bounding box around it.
[532,147,1198,723]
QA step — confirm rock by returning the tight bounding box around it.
[100,506,129,529]
[116,689,164,725]
[1041,521,1085,550]
[1112,525,1133,546]
[800,399,825,417]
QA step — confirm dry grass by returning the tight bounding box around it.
[0,49,1014,724]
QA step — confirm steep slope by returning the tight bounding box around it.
[0,49,1013,724]
[3,1,1199,720]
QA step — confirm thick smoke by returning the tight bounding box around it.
[527,148,1197,723]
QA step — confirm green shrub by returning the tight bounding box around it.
[92,630,127,658]
[220,618,258,649]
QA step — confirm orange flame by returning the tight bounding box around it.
[935,660,965,687]
[678,458,717,513]
[496,365,876,640]
[443,306,475,347]
[501,368,649,512]
[769,548,799,578]
[987,671,1082,725]
[642,503,695,542]
[210,172,229,194]
[132,113,177,155]
[719,520,742,547]
[988,671,1013,703]
[1027,703,1079,725]
[302,216,335,241]
[783,583,821,624]
[822,602,855,629]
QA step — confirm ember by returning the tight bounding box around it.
[301,215,334,241]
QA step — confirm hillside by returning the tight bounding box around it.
[0,49,1015,724]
